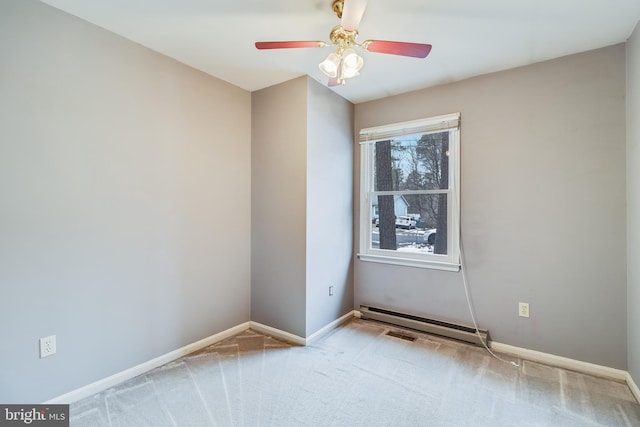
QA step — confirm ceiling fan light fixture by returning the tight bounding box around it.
[257,0,432,88]
[320,48,363,82]
[341,47,364,78]
[319,51,342,78]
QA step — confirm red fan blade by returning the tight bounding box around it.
[362,40,432,58]
[255,41,325,50]
[341,0,368,32]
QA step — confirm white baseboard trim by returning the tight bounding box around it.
[249,321,307,346]
[628,372,640,403]
[47,312,639,405]
[44,321,251,404]
[46,314,357,404]
[250,311,357,346]
[491,341,628,382]
[306,311,356,344]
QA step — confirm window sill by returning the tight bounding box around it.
[357,253,461,272]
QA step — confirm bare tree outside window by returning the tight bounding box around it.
[416,132,449,254]
[374,140,397,250]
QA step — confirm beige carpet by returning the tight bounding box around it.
[70,318,640,426]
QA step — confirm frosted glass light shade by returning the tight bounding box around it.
[319,52,341,78]
[341,48,363,78]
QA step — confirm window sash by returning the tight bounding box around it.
[372,189,449,196]
[363,190,454,261]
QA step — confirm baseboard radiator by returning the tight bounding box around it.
[360,305,491,348]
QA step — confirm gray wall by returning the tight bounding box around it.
[306,79,354,336]
[251,77,308,337]
[0,0,251,403]
[628,21,640,384]
[354,45,628,369]
[252,77,354,338]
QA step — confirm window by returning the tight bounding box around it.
[358,113,461,271]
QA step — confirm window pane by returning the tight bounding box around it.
[370,194,448,255]
[373,132,450,192]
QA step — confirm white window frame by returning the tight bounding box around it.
[358,113,461,271]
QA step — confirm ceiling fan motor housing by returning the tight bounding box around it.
[329,25,358,50]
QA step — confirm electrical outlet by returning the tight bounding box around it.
[40,335,56,358]
[329,286,334,296]
[518,302,530,318]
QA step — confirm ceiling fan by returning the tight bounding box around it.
[255,0,432,87]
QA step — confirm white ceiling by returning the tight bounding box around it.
[40,0,640,103]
